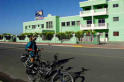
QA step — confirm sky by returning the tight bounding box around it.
[0,0,86,35]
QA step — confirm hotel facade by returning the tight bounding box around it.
[23,0,124,42]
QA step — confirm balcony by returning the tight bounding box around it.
[94,8,108,16]
[80,0,107,8]
[80,8,108,17]
[80,10,93,17]
[80,23,108,30]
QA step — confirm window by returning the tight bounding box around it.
[32,25,36,29]
[113,4,119,8]
[46,22,48,28]
[61,22,65,27]
[38,24,40,27]
[25,26,27,29]
[104,5,108,8]
[49,21,53,28]
[46,21,53,28]
[98,18,105,26]
[98,19,105,23]
[87,20,92,24]
[113,17,119,21]
[85,7,91,11]
[97,6,102,9]
[105,33,108,38]
[41,24,44,28]
[67,22,70,26]
[77,21,80,26]
[72,21,75,26]
[87,20,92,27]
[113,32,119,36]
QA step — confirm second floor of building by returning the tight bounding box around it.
[23,14,124,33]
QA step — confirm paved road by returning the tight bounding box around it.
[0,43,124,82]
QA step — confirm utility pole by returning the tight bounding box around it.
[91,3,94,32]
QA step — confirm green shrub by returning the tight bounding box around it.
[20,33,42,37]
[56,31,74,40]
[0,35,3,40]
[42,32,54,40]
[75,31,84,38]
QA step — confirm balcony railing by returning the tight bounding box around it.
[80,10,93,17]
[94,8,108,16]
[80,0,107,8]
[98,23,105,26]
[80,23,108,30]
[87,24,91,27]
[80,8,108,17]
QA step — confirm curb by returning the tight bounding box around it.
[0,42,124,49]
[72,45,83,47]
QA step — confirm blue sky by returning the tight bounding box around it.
[0,0,86,35]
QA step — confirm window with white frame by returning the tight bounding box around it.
[46,21,53,28]
[32,25,36,29]
[98,18,105,26]
[87,20,92,27]
[41,24,44,28]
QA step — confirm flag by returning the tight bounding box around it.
[35,10,43,17]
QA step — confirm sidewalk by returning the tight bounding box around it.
[0,42,124,49]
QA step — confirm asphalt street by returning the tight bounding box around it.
[0,43,124,82]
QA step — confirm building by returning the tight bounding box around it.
[80,0,124,42]
[23,14,81,33]
[23,0,124,42]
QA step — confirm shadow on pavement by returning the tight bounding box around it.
[0,72,27,82]
[73,67,88,82]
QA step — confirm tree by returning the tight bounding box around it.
[84,30,97,35]
[75,31,84,39]
[2,33,12,36]
[0,35,3,40]
[56,32,66,40]
[65,31,74,39]
[42,32,54,40]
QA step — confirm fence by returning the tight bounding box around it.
[0,34,100,44]
[78,35,100,44]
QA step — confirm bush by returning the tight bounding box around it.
[56,32,66,40]
[1,33,15,40]
[0,35,3,40]
[2,33,12,36]
[56,31,74,40]
[65,31,73,39]
[84,30,97,36]
[5,36,11,40]
[42,32,54,40]
[20,33,42,38]
[75,31,84,38]
[17,36,26,40]
[20,33,33,38]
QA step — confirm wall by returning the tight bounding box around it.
[108,0,124,41]
[59,16,81,32]
[23,14,58,33]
